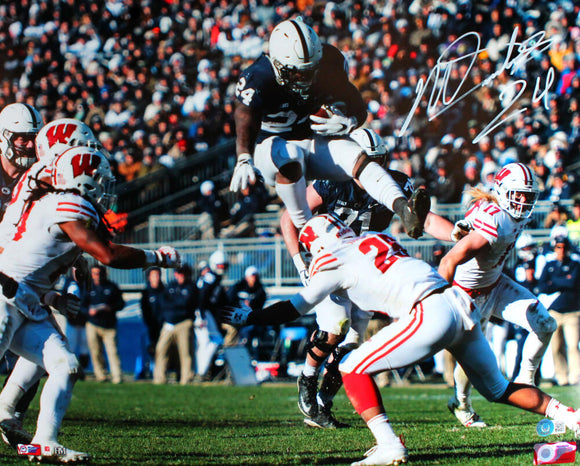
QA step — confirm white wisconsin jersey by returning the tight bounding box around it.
[455,200,529,289]
[0,159,51,246]
[291,232,449,320]
[0,192,99,296]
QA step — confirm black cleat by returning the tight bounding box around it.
[304,405,350,429]
[297,374,319,418]
[0,418,33,449]
[394,188,431,239]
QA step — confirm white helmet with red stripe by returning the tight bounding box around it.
[298,213,355,256]
[493,162,539,220]
[52,145,116,213]
[36,118,99,161]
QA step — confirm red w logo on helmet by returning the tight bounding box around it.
[71,152,100,177]
[46,124,76,147]
[299,225,319,251]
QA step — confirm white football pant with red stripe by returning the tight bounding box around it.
[340,287,509,402]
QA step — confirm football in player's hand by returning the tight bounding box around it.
[312,105,332,118]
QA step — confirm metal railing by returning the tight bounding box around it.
[109,232,554,291]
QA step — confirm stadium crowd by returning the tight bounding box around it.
[0,0,578,207]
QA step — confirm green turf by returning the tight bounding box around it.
[0,380,577,465]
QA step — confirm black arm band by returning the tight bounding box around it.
[248,300,300,326]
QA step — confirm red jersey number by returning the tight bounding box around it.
[358,234,408,273]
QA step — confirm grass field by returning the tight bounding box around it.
[0,379,577,465]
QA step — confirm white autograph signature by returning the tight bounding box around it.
[398,27,557,143]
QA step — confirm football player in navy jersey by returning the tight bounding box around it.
[232,17,430,239]
[280,128,457,428]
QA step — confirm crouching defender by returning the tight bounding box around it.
[0,146,181,463]
[223,213,580,466]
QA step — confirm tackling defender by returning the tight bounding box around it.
[231,18,429,237]
[0,146,180,463]
[0,117,105,446]
[223,213,579,465]
[439,163,557,428]
[280,128,455,428]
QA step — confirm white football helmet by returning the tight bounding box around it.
[493,163,539,220]
[269,18,322,99]
[299,213,355,256]
[0,103,43,169]
[515,232,536,261]
[209,250,229,276]
[51,146,116,212]
[350,128,388,165]
[36,118,99,161]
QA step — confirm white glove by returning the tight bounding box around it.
[292,253,310,286]
[229,153,257,192]
[221,304,253,326]
[43,291,81,319]
[451,219,473,242]
[153,245,182,268]
[310,106,357,136]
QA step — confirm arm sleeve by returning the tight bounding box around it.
[467,204,498,246]
[289,268,344,315]
[248,300,301,326]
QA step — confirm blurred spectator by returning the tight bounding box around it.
[538,237,580,386]
[227,266,267,314]
[140,267,165,359]
[153,264,197,385]
[544,203,570,229]
[429,158,462,204]
[221,178,270,238]
[197,180,229,239]
[83,266,125,384]
[195,250,230,379]
[566,198,580,243]
[117,149,142,182]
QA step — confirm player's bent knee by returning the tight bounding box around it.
[277,161,303,182]
[307,330,341,363]
[45,352,81,378]
[530,302,557,334]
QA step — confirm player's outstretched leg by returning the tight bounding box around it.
[393,188,430,239]
[297,373,319,418]
[447,365,487,428]
[342,372,408,465]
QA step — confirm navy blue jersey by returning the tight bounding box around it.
[236,44,366,142]
[0,170,18,221]
[313,170,414,235]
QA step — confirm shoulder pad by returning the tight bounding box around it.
[54,192,100,226]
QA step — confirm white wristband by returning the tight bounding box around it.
[292,253,306,272]
[144,250,159,266]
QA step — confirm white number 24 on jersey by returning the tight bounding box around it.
[236,77,255,106]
